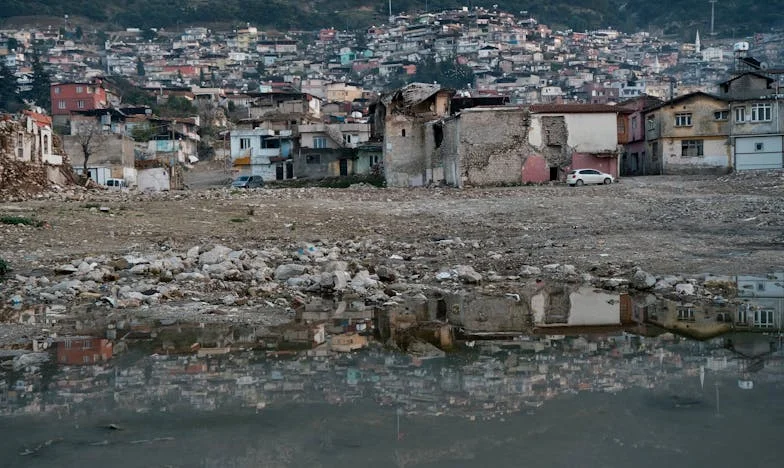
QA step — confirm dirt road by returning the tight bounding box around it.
[1,173,782,278]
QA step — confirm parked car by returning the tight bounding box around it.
[567,169,615,186]
[231,175,265,188]
[105,178,127,190]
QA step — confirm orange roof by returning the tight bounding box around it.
[23,110,52,127]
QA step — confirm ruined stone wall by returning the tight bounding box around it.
[458,107,534,186]
[384,115,428,187]
[1,119,77,200]
[440,118,461,186]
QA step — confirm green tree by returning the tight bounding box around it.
[155,96,197,118]
[75,26,83,40]
[0,61,23,112]
[26,50,51,110]
[6,37,19,51]
[136,57,145,77]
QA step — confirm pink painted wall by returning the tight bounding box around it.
[522,154,550,183]
[571,153,618,178]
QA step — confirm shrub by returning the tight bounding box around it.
[0,216,43,227]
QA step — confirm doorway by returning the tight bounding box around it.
[339,159,349,176]
[549,166,559,181]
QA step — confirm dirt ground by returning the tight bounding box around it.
[1,172,782,278]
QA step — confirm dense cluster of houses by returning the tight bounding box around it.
[1,8,783,189]
[2,323,781,418]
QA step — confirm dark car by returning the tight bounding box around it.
[231,175,265,188]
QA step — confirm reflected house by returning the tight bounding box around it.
[330,333,369,352]
[277,323,326,348]
[532,285,629,332]
[56,337,113,365]
[735,273,784,330]
[637,297,733,339]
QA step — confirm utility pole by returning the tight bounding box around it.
[709,1,718,36]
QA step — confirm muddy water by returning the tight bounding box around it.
[1,327,783,467]
[2,278,784,467]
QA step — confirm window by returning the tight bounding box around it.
[677,307,695,322]
[76,86,83,93]
[82,340,92,350]
[313,136,327,148]
[87,86,94,94]
[306,154,321,164]
[617,119,625,133]
[674,113,692,127]
[54,87,61,94]
[681,140,704,157]
[401,129,406,137]
[77,100,85,109]
[83,356,91,364]
[713,110,728,121]
[64,340,72,349]
[239,137,251,150]
[646,116,656,130]
[631,116,638,132]
[751,103,771,122]
[343,134,353,145]
[754,309,774,328]
[58,100,66,109]
[734,107,746,122]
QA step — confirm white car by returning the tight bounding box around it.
[567,169,615,186]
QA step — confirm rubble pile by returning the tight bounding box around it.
[0,237,728,331]
[0,121,79,201]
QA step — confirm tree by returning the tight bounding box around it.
[0,61,23,112]
[136,57,145,77]
[155,96,197,118]
[75,26,83,40]
[26,50,51,110]
[73,121,107,174]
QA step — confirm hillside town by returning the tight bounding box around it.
[1,7,783,194]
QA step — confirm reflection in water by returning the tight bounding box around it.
[1,275,784,466]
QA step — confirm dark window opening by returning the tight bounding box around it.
[433,123,444,148]
[306,154,321,164]
[401,129,406,137]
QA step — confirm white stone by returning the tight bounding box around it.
[675,283,695,295]
[274,264,307,280]
[199,245,233,265]
[455,265,482,284]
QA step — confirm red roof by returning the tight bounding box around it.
[530,104,631,114]
[23,110,52,127]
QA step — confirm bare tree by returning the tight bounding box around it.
[73,120,108,175]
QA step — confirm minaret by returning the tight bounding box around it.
[695,30,701,54]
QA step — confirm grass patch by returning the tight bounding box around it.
[229,217,248,223]
[0,215,43,227]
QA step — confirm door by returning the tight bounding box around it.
[286,161,293,179]
[339,159,349,176]
[276,164,284,180]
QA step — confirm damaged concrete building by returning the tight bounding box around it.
[376,83,454,187]
[0,110,75,198]
[378,83,628,187]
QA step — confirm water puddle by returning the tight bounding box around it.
[1,273,782,418]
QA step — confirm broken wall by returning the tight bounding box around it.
[458,107,534,186]
[383,114,429,187]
